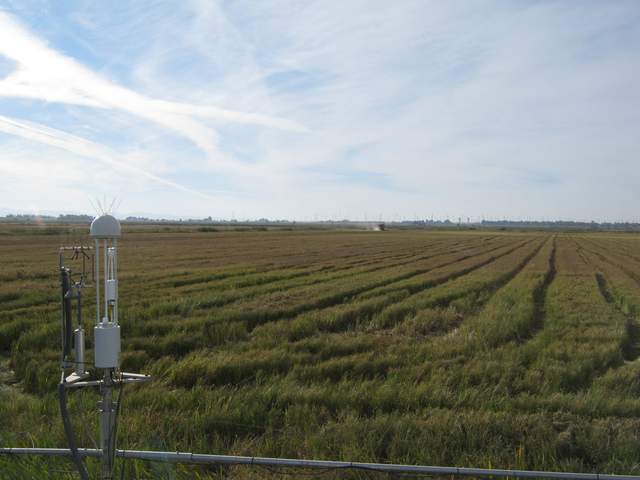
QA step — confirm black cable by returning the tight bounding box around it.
[58,376,90,480]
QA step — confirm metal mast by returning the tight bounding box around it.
[55,215,149,480]
[90,214,121,480]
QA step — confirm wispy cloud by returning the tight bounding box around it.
[0,10,305,166]
[0,113,218,200]
[0,1,638,220]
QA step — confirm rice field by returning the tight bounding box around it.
[2,225,640,479]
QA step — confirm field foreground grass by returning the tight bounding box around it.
[2,225,640,479]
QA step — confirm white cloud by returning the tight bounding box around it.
[0,114,219,200]
[0,1,638,220]
[0,10,305,167]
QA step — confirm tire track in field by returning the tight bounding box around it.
[189,239,485,296]
[578,236,640,272]
[465,235,555,350]
[127,240,466,308]
[236,238,536,332]
[355,238,527,300]
[588,237,640,266]
[177,237,493,293]
[191,239,547,386]
[594,272,640,362]
[399,237,554,380]
[162,244,414,287]
[574,241,590,266]
[334,239,535,307]
[565,246,640,390]
[159,237,481,293]
[505,237,558,367]
[524,236,557,343]
[291,238,541,339]
[381,236,549,335]
[283,381,640,427]
[578,240,640,363]
[145,238,419,286]
[576,239,640,291]
[3,238,502,320]
[172,236,404,267]
[417,237,546,306]
[206,235,464,271]
[321,237,508,290]
[261,240,541,340]
[523,237,624,388]
[140,234,499,298]
[171,238,516,314]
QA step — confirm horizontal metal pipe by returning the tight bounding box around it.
[0,448,101,458]
[2,447,639,480]
[63,376,151,389]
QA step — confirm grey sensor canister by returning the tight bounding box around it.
[94,322,120,368]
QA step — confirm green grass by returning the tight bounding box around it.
[2,226,640,479]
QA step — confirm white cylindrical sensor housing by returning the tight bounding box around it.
[94,323,120,369]
[74,327,85,375]
[106,279,118,302]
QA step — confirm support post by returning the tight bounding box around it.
[95,239,100,323]
[99,371,116,480]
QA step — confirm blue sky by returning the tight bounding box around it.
[0,1,638,221]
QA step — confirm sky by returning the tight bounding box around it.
[0,1,638,222]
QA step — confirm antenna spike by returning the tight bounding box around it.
[88,198,99,216]
[108,197,116,215]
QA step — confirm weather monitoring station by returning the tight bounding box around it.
[1,215,640,480]
[58,214,150,480]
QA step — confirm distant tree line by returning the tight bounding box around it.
[0,213,93,223]
[2,213,640,231]
[399,219,640,231]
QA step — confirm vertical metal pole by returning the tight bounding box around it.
[97,238,115,479]
[103,240,108,322]
[95,240,100,324]
[99,371,115,480]
[113,239,118,324]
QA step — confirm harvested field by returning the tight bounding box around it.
[2,225,640,478]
